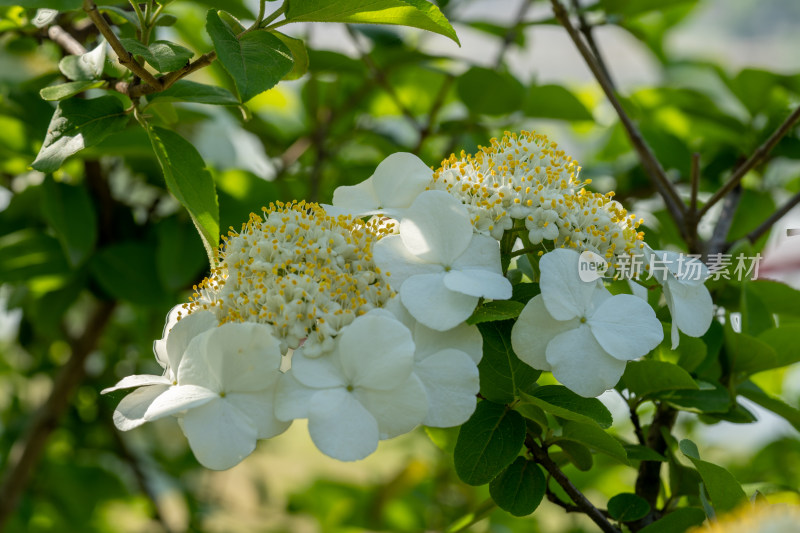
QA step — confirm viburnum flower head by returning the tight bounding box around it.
[275,312,428,461]
[511,248,663,397]
[373,190,512,331]
[330,152,433,219]
[642,245,713,348]
[102,307,217,431]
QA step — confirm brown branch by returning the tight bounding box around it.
[629,402,646,446]
[697,105,800,219]
[706,184,742,257]
[631,404,677,531]
[568,0,614,89]
[494,0,533,68]
[83,0,163,90]
[0,301,116,530]
[527,437,620,533]
[47,25,87,55]
[124,51,217,98]
[689,153,700,218]
[745,190,800,244]
[550,0,685,227]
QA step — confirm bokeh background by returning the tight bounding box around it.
[1,0,799,531]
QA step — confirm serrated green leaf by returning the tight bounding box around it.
[147,80,239,105]
[457,67,524,115]
[206,10,293,103]
[638,507,706,533]
[40,80,104,101]
[622,360,698,398]
[147,126,219,265]
[489,458,545,517]
[467,300,525,325]
[607,493,650,522]
[679,438,747,512]
[453,401,526,486]
[32,96,129,173]
[523,84,593,121]
[557,420,629,464]
[119,39,194,73]
[41,176,97,267]
[521,385,613,429]
[284,0,459,44]
[477,320,540,403]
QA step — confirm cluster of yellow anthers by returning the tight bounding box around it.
[184,201,395,357]
[430,130,644,260]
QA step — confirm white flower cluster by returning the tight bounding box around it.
[103,132,715,468]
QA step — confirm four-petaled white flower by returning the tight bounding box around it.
[511,248,663,397]
[643,246,713,348]
[373,190,512,331]
[102,307,217,430]
[275,312,428,461]
[330,152,433,219]
[142,322,289,470]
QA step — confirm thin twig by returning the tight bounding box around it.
[629,402,646,446]
[527,437,620,533]
[550,0,685,227]
[697,105,800,219]
[0,301,116,530]
[568,0,614,89]
[690,153,700,218]
[494,0,533,68]
[83,0,163,90]
[745,190,800,244]
[47,25,87,55]
[413,74,455,154]
[545,484,584,514]
[706,184,742,257]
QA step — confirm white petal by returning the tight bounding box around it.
[540,249,599,320]
[112,384,170,431]
[101,374,171,394]
[332,178,379,213]
[444,269,512,299]
[414,349,479,427]
[274,371,315,421]
[144,384,217,421]
[338,314,415,390]
[228,390,291,439]
[355,374,428,439]
[451,234,503,272]
[181,399,258,470]
[511,295,579,372]
[414,321,483,363]
[373,234,444,287]
[400,190,472,265]
[589,294,663,361]
[659,250,709,286]
[371,152,432,208]
[291,350,347,389]
[546,326,627,398]
[154,304,183,369]
[628,279,648,300]
[165,310,217,373]
[666,281,713,340]
[308,388,379,461]
[400,272,478,331]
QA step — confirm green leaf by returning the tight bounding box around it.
[557,420,629,464]
[206,10,293,103]
[32,96,129,173]
[523,84,593,121]
[119,39,194,73]
[515,402,549,430]
[723,322,778,376]
[521,385,613,429]
[425,426,460,455]
[607,493,651,522]
[740,283,775,336]
[555,440,593,471]
[155,14,178,27]
[746,279,800,316]
[155,217,209,292]
[0,230,69,284]
[89,242,166,305]
[738,381,800,433]
[59,42,106,81]
[453,401,526,486]
[456,67,524,115]
[100,6,140,28]
[467,300,525,325]
[638,508,706,533]
[284,0,459,44]
[41,176,97,267]
[40,80,104,101]
[757,327,800,370]
[147,80,239,105]
[624,444,667,462]
[489,458,545,517]
[146,126,219,265]
[679,439,747,512]
[622,360,698,398]
[655,329,707,373]
[273,31,309,81]
[477,320,540,403]
[659,381,731,413]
